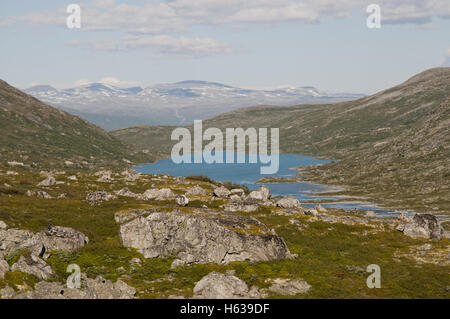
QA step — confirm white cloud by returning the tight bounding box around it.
[2,0,449,57]
[3,0,449,31]
[70,35,231,58]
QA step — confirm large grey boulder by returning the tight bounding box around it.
[397,213,444,240]
[0,228,34,255]
[119,210,293,267]
[213,186,231,198]
[0,226,88,257]
[276,197,302,209]
[11,254,55,280]
[247,186,271,201]
[36,226,89,254]
[193,272,259,299]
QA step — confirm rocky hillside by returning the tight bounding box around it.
[0,167,448,299]
[0,80,152,169]
[111,68,450,214]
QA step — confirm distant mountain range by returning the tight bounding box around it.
[25,81,365,130]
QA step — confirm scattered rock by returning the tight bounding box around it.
[0,286,16,299]
[37,176,56,187]
[0,254,9,279]
[304,209,319,216]
[398,214,444,241]
[6,171,18,176]
[175,195,189,207]
[230,189,245,196]
[115,211,140,224]
[264,278,311,296]
[86,191,116,205]
[67,175,78,181]
[26,190,52,199]
[4,274,136,299]
[193,272,259,299]
[213,186,231,198]
[315,205,328,213]
[119,210,293,267]
[121,170,140,182]
[0,220,7,230]
[7,161,24,167]
[224,198,260,213]
[186,185,207,196]
[247,186,271,201]
[115,187,137,198]
[142,188,174,200]
[11,254,55,280]
[365,211,376,218]
[276,197,301,209]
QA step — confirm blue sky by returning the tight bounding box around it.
[0,0,449,94]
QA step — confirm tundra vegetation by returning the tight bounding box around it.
[0,167,448,299]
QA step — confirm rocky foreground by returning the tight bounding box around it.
[0,166,449,299]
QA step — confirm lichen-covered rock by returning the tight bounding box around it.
[193,272,259,299]
[37,176,56,187]
[0,228,34,255]
[11,254,55,280]
[276,197,301,209]
[247,186,271,201]
[398,213,444,240]
[26,190,52,199]
[0,226,88,257]
[119,210,293,267]
[36,226,89,253]
[175,195,189,207]
[230,189,245,196]
[121,170,140,182]
[86,191,116,205]
[224,198,260,213]
[115,187,137,198]
[142,188,174,200]
[0,254,9,279]
[264,278,311,296]
[186,186,207,196]
[315,205,328,213]
[0,221,7,230]
[4,274,136,299]
[213,186,231,198]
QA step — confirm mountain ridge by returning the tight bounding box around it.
[25,80,365,130]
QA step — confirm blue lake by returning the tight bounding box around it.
[135,153,394,216]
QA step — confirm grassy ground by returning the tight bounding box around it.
[0,167,448,298]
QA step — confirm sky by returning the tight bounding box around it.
[0,0,449,94]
